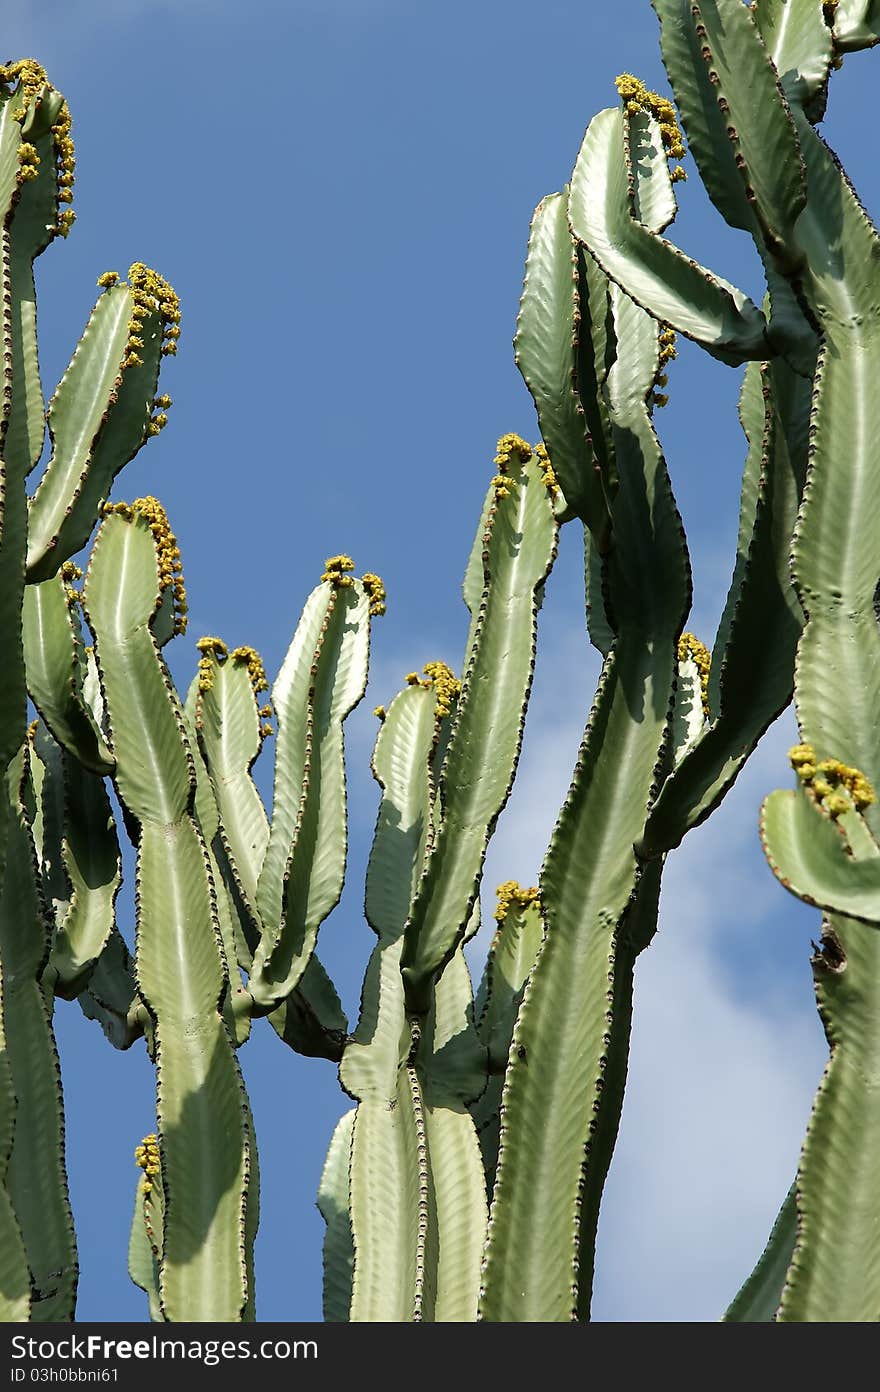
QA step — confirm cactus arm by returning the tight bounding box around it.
[43,736,121,998]
[569,105,769,365]
[267,955,348,1061]
[0,105,30,779]
[181,681,253,1047]
[585,526,614,656]
[832,0,880,49]
[514,191,613,545]
[776,912,880,1320]
[652,0,807,276]
[26,266,178,583]
[411,946,488,1321]
[746,89,880,1321]
[478,650,669,1321]
[128,1173,164,1323]
[480,274,689,1320]
[194,645,349,1056]
[23,575,114,773]
[1,70,77,485]
[400,448,558,1015]
[761,786,880,921]
[722,1183,797,1322]
[249,580,370,1010]
[195,652,268,927]
[317,1108,356,1322]
[0,750,76,1320]
[0,71,74,496]
[670,655,705,763]
[751,0,834,112]
[0,795,32,1321]
[471,896,544,1186]
[5,126,52,483]
[348,1085,426,1321]
[254,585,344,931]
[474,898,544,1078]
[82,506,251,1321]
[640,357,810,855]
[342,683,483,1321]
[341,686,435,1320]
[77,927,146,1050]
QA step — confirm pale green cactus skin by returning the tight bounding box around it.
[328,440,557,1322]
[0,61,179,1323]
[8,8,880,1326]
[564,0,880,1322]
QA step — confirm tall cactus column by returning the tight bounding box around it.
[0,59,100,1324]
[758,99,880,1318]
[570,0,880,1321]
[82,497,252,1321]
[479,280,690,1320]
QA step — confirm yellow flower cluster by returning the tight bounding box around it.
[17,141,40,184]
[362,572,387,617]
[0,60,77,231]
[134,1134,160,1195]
[534,443,559,497]
[406,661,461,719]
[195,635,228,694]
[1,58,48,113]
[789,744,875,818]
[677,632,711,715]
[321,554,355,588]
[652,325,678,409]
[103,496,187,635]
[116,262,181,370]
[373,705,387,721]
[195,639,272,735]
[51,96,75,227]
[231,647,272,738]
[615,73,686,169]
[494,880,540,922]
[60,559,83,610]
[492,432,532,499]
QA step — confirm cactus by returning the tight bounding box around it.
[560,0,880,1322]
[11,2,880,1323]
[0,59,187,1323]
[331,437,556,1321]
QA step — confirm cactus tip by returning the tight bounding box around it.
[677,632,711,716]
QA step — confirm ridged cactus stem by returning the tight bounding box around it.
[400,437,558,1014]
[614,0,880,1321]
[338,676,488,1322]
[0,748,76,1319]
[479,108,690,1318]
[82,501,252,1321]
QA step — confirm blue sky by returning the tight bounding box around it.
[7,0,872,1320]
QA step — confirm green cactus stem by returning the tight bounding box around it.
[338,677,488,1321]
[82,498,251,1321]
[0,747,76,1320]
[479,122,690,1318]
[400,437,558,1015]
